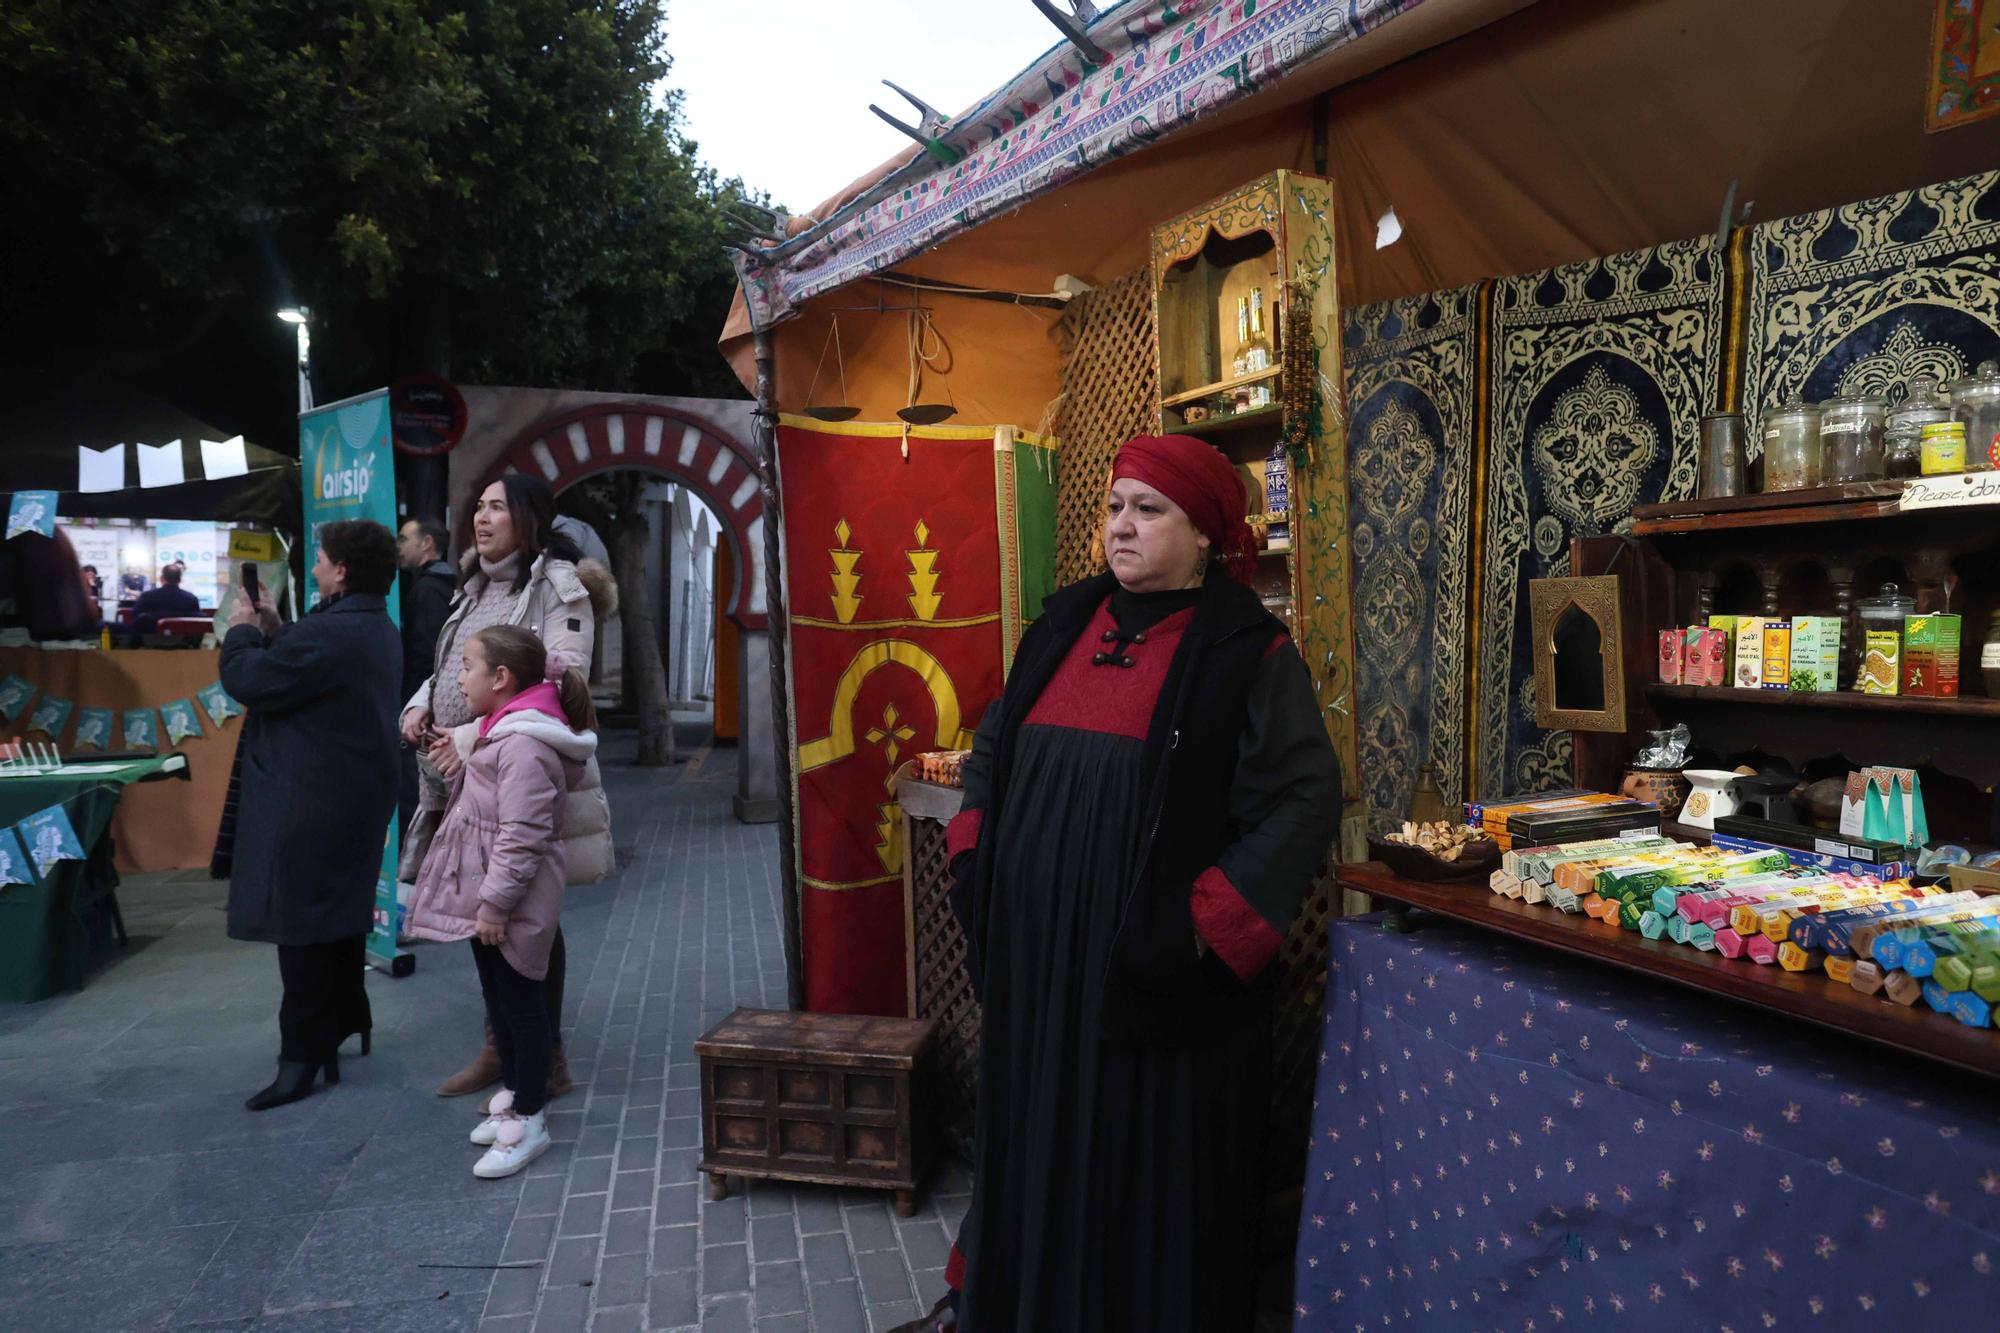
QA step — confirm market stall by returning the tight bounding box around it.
[2,381,298,876]
[714,0,2000,1314]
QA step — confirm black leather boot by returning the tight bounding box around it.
[246,1054,339,1112]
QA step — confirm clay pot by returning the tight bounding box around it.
[1621,767,1691,820]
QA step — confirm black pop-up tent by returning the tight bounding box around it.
[4,378,300,530]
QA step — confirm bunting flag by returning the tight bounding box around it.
[6,491,57,540]
[0,676,33,722]
[197,682,243,726]
[0,826,31,886]
[26,695,73,739]
[18,805,85,878]
[776,417,1056,1017]
[72,707,114,750]
[121,708,159,751]
[160,698,202,745]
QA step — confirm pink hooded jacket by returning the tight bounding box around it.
[403,683,597,980]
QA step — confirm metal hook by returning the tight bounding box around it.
[1030,0,1109,65]
[868,80,964,166]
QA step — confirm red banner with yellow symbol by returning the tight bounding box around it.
[778,418,1054,1016]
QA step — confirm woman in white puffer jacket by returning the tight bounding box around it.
[400,474,617,1106]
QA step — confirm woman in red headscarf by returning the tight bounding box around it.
[896,435,1341,1333]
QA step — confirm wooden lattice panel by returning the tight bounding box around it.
[1053,268,1159,585]
[905,810,982,1159]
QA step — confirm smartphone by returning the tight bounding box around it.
[241,562,261,605]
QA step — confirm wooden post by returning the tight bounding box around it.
[753,324,805,1011]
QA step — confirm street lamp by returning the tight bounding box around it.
[276,306,312,411]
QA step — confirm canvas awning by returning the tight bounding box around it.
[722,0,2000,429]
[5,379,301,531]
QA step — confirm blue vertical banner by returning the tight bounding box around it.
[301,391,408,972]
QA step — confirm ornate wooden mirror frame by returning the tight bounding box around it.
[1529,574,1627,733]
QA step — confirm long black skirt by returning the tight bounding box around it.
[957,723,1268,1333]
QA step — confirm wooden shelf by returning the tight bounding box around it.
[1170,405,1282,449]
[1646,683,2000,719]
[1159,365,1280,409]
[1338,860,2000,1080]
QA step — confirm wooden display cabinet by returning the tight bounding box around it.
[1570,485,2000,846]
[1150,170,1339,634]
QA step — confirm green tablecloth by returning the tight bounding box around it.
[0,755,185,1002]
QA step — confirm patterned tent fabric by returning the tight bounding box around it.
[1475,238,1724,800]
[734,0,1431,328]
[1744,169,2000,435]
[1342,285,1479,824]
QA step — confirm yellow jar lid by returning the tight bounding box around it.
[1922,420,1966,437]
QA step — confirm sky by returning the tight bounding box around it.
[662,0,1068,212]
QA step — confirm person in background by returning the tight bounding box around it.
[0,530,100,641]
[405,623,598,1178]
[218,519,401,1112]
[119,567,148,600]
[133,563,200,634]
[401,473,616,1109]
[397,517,457,836]
[80,564,104,602]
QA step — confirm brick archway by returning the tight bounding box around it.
[481,402,767,629]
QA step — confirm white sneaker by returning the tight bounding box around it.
[473,1110,550,1178]
[470,1088,515,1145]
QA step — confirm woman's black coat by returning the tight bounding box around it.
[218,593,402,946]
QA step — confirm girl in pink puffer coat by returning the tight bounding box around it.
[406,623,598,1179]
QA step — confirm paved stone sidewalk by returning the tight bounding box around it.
[0,739,966,1332]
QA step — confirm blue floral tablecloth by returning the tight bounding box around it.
[1294,914,2000,1329]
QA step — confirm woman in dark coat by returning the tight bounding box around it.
[220,519,402,1111]
[906,434,1342,1333]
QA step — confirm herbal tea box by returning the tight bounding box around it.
[1859,631,1900,695]
[1904,614,1962,698]
[1708,615,1738,680]
[1688,627,1728,686]
[1734,617,1764,688]
[1788,616,1840,693]
[1761,620,1792,691]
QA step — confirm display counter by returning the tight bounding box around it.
[1296,905,2000,1327]
[0,646,237,873]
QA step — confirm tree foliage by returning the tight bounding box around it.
[0,1,749,409]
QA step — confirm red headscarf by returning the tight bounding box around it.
[1110,434,1259,583]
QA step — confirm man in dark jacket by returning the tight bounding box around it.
[132,563,200,633]
[396,517,456,839]
[220,519,401,1112]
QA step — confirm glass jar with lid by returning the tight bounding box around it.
[1760,399,1822,492]
[1819,391,1886,483]
[1884,376,1949,479]
[1852,581,1917,690]
[1951,359,2000,473]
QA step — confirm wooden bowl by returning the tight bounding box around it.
[1368,834,1502,882]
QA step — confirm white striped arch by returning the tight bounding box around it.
[485,403,768,629]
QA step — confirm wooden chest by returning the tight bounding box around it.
[693,1006,939,1215]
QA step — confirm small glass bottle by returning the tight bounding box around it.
[1884,376,1948,479]
[1952,360,2000,473]
[1244,287,1273,373]
[1760,399,1822,492]
[1819,391,1886,483]
[1232,296,1251,378]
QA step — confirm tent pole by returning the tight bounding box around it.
[753,324,805,1012]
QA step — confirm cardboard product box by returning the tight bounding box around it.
[1761,620,1792,691]
[1787,616,1841,693]
[1903,614,1962,698]
[1688,627,1729,686]
[1859,630,1900,695]
[1734,618,1765,688]
[1659,629,1683,684]
[1707,615,1739,680]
